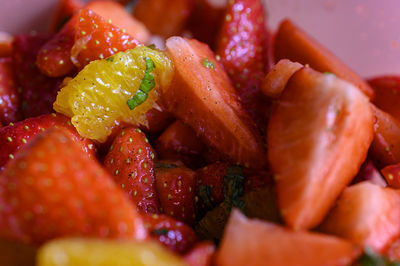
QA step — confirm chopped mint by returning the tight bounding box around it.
[152,228,169,235]
[202,58,215,70]
[223,165,245,212]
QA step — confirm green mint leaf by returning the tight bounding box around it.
[223,165,245,212]
[357,248,400,266]
[152,228,169,236]
[202,58,215,69]
[147,44,156,49]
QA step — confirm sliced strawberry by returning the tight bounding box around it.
[274,19,374,98]
[155,120,205,169]
[0,57,21,124]
[142,213,197,254]
[70,8,140,69]
[352,160,387,187]
[381,163,400,189]
[261,59,303,98]
[370,105,400,168]
[0,128,146,244]
[155,160,196,225]
[267,67,374,230]
[319,182,400,253]
[86,0,150,43]
[133,0,194,37]
[184,241,215,266]
[49,0,84,33]
[103,127,160,214]
[36,18,76,77]
[187,0,227,49]
[0,113,96,171]
[195,161,229,214]
[215,210,361,266]
[216,0,270,127]
[164,37,266,169]
[12,34,63,118]
[143,106,174,133]
[369,76,400,120]
[0,32,13,58]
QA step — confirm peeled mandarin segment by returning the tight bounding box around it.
[318,182,400,253]
[53,46,174,142]
[267,67,374,230]
[274,19,374,98]
[37,239,184,266]
[215,210,361,266]
[164,36,266,169]
[261,59,302,98]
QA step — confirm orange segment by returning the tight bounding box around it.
[267,67,374,230]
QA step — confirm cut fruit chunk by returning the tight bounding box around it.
[369,76,400,121]
[382,163,400,189]
[319,182,400,253]
[54,46,173,142]
[37,239,183,266]
[215,210,361,266]
[274,19,373,98]
[267,67,374,230]
[164,37,266,169]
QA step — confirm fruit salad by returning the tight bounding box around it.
[1,0,400,265]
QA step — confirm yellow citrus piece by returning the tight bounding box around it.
[37,238,184,266]
[53,46,174,142]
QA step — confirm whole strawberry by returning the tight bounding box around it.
[0,113,96,171]
[104,127,160,214]
[0,128,146,244]
[216,0,270,128]
[143,213,197,254]
[0,57,21,124]
[155,160,196,225]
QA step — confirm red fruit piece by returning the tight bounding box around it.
[0,32,13,58]
[370,105,400,168]
[143,213,197,254]
[103,127,160,214]
[143,106,174,133]
[387,238,400,262]
[352,160,387,187]
[187,0,227,49]
[184,241,215,266]
[0,128,146,244]
[274,19,374,98]
[381,163,400,189]
[155,160,196,225]
[12,34,63,117]
[86,0,150,43]
[319,182,400,253]
[0,57,21,124]
[215,210,361,266]
[164,36,266,169]
[70,8,140,69]
[216,0,270,127]
[155,120,205,169]
[369,76,400,120]
[36,18,77,77]
[195,161,229,213]
[49,0,84,33]
[133,0,194,37]
[267,67,374,230]
[0,113,96,171]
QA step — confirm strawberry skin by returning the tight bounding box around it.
[0,128,146,244]
[0,113,96,171]
[155,160,196,225]
[12,34,63,118]
[104,127,160,214]
[216,0,270,127]
[143,213,197,254]
[0,57,21,124]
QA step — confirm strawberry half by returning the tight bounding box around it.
[0,128,146,244]
[0,113,96,171]
[319,182,400,253]
[143,213,197,254]
[155,160,196,225]
[12,34,63,118]
[0,57,21,124]
[164,36,266,169]
[70,8,141,69]
[215,210,361,266]
[104,127,160,214]
[267,68,374,230]
[216,0,270,127]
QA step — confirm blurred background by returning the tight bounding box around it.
[0,0,399,77]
